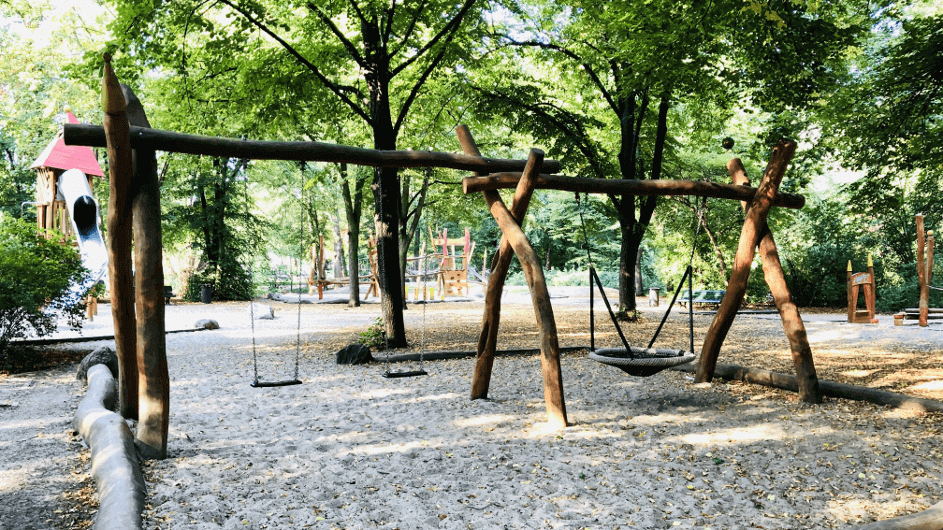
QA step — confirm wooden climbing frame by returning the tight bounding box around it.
[847,256,876,324]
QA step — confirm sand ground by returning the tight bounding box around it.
[3,286,943,529]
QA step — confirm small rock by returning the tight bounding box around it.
[336,344,374,365]
[194,319,219,330]
[249,303,275,320]
[76,345,118,382]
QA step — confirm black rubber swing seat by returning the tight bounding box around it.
[383,369,428,379]
[589,347,696,378]
[250,379,303,388]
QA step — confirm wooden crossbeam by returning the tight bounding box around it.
[63,123,561,174]
[462,172,805,209]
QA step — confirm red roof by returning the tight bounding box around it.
[30,111,105,177]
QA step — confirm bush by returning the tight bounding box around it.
[0,218,87,360]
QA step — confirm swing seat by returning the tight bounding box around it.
[251,379,303,388]
[383,369,428,379]
[589,347,696,377]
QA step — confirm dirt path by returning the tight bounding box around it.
[0,364,95,530]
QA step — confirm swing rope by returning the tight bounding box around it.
[576,192,700,377]
[383,250,428,378]
[246,167,303,388]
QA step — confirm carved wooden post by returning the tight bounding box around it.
[724,157,821,403]
[101,53,138,419]
[917,215,929,327]
[124,85,170,459]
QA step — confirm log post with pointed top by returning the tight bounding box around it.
[123,84,169,459]
[101,53,138,419]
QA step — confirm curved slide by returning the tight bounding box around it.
[48,169,109,311]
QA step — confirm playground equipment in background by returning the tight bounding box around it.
[429,226,476,297]
[29,107,105,238]
[846,254,876,324]
[306,233,376,299]
[30,108,108,315]
[899,214,943,326]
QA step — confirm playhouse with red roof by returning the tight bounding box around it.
[30,108,105,237]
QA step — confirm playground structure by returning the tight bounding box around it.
[65,54,821,455]
[430,227,475,297]
[901,214,943,326]
[30,110,107,317]
[29,109,105,238]
[847,254,876,324]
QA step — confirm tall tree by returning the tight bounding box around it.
[470,0,861,313]
[104,0,484,346]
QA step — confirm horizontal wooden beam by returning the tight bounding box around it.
[462,172,806,209]
[63,123,560,174]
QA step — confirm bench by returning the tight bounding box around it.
[676,289,725,308]
[163,285,176,305]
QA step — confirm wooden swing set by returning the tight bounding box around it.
[66,54,821,457]
[456,127,821,429]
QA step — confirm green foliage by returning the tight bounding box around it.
[359,318,386,349]
[0,218,86,359]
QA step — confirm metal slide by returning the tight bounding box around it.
[46,169,109,312]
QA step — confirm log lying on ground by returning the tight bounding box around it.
[74,364,146,530]
[847,501,943,530]
[381,346,587,363]
[462,172,805,209]
[672,362,943,413]
[63,123,560,174]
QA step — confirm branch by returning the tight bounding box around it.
[506,38,618,116]
[213,0,371,124]
[390,0,475,76]
[473,86,607,178]
[391,0,427,56]
[381,0,397,46]
[307,1,367,68]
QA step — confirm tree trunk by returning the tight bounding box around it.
[331,213,345,279]
[366,46,406,346]
[340,163,362,308]
[634,245,644,295]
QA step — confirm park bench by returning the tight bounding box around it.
[676,289,726,308]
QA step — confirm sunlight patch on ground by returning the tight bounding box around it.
[451,414,517,429]
[675,422,792,446]
[842,369,880,378]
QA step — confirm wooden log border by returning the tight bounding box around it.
[74,364,146,530]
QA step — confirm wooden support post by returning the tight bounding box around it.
[696,142,814,395]
[917,215,929,327]
[101,53,139,420]
[457,125,567,428]
[124,84,170,459]
[724,157,821,403]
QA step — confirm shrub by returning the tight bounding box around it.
[0,218,87,360]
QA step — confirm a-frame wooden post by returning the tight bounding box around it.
[718,156,822,403]
[457,126,567,429]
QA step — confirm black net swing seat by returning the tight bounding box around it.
[576,192,702,378]
[589,347,696,378]
[585,265,698,378]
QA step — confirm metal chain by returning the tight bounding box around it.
[244,177,260,385]
[295,184,304,381]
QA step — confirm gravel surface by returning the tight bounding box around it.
[4,287,943,529]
